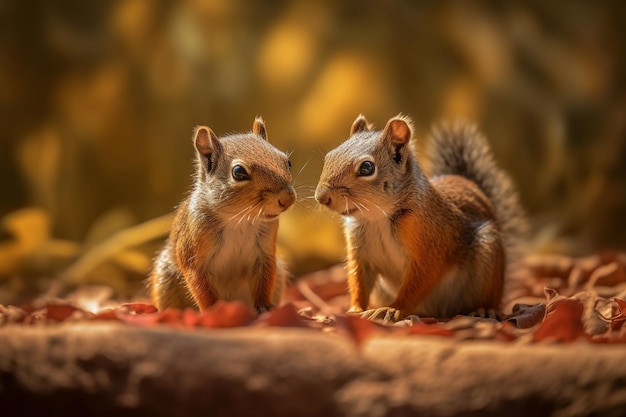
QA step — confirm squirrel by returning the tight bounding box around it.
[149,117,296,313]
[315,114,525,322]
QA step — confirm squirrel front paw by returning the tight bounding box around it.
[361,307,403,323]
[255,304,275,314]
[347,305,364,315]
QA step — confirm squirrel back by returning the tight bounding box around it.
[426,121,527,268]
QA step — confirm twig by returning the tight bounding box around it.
[296,279,336,315]
[55,213,173,292]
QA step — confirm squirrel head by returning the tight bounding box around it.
[315,114,418,219]
[192,117,296,222]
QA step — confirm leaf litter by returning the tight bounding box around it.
[2,252,626,345]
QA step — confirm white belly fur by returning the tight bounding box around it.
[202,224,260,308]
[358,218,481,318]
[353,217,406,303]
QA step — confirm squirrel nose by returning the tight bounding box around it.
[315,187,331,206]
[278,185,296,210]
[317,194,331,206]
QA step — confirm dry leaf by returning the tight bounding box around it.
[196,302,256,328]
[506,303,546,329]
[263,303,311,328]
[533,299,586,343]
[335,314,385,345]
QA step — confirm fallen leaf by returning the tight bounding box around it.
[574,291,611,336]
[0,305,28,324]
[506,303,546,329]
[264,303,311,328]
[91,309,120,321]
[120,303,159,315]
[407,323,455,338]
[335,314,385,345]
[533,299,586,343]
[197,301,256,328]
[612,298,626,331]
[46,303,85,322]
[586,262,625,288]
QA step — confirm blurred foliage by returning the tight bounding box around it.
[1,0,626,304]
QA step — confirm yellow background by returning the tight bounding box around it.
[1,1,625,302]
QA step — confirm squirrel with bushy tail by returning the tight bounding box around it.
[315,114,526,322]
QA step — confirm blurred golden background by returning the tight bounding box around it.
[1,1,625,304]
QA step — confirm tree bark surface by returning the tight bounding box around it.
[1,323,625,417]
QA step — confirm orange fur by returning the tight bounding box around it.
[316,115,525,321]
[148,118,295,312]
[253,222,279,311]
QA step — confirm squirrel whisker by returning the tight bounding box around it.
[227,202,258,223]
[237,202,262,226]
[254,206,264,224]
[360,196,388,218]
[353,199,370,212]
[351,199,366,216]
[294,159,311,182]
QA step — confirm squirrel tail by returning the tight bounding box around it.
[426,121,527,261]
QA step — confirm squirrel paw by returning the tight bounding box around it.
[255,304,275,314]
[361,307,402,323]
[346,305,364,315]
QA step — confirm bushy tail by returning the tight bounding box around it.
[426,121,527,262]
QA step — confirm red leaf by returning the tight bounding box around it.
[335,314,384,345]
[93,304,159,323]
[407,323,455,338]
[156,308,184,324]
[196,301,256,328]
[119,308,181,327]
[46,303,83,322]
[495,322,519,342]
[264,303,310,328]
[120,303,158,315]
[533,299,586,343]
[91,309,120,321]
[183,308,201,328]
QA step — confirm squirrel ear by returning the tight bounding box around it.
[350,114,372,136]
[382,116,413,164]
[252,116,268,141]
[194,126,220,171]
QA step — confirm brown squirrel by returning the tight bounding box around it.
[149,117,296,313]
[315,114,525,321]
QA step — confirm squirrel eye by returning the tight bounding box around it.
[287,160,292,169]
[232,165,250,181]
[357,161,375,177]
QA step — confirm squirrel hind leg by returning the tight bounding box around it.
[151,271,195,311]
[271,258,289,307]
[467,221,506,314]
[149,251,196,311]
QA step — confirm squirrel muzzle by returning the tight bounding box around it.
[277,185,296,211]
[314,184,332,207]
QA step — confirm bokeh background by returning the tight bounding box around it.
[1,0,625,304]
